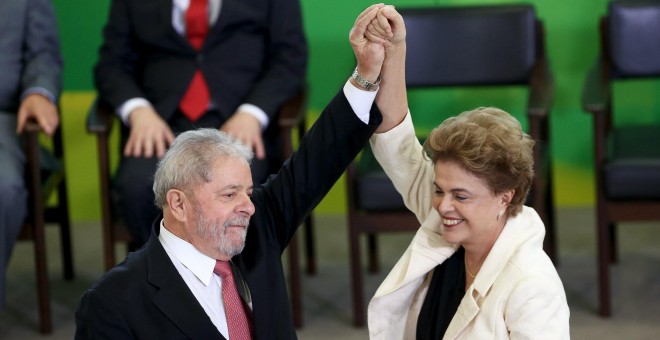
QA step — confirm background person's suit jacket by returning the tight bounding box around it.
[95,0,308,122]
[0,0,62,114]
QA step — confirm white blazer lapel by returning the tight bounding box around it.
[444,207,545,339]
[443,287,481,339]
[369,211,459,339]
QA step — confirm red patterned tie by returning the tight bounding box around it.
[179,0,211,121]
[214,261,252,340]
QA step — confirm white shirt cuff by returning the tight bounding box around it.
[343,80,377,124]
[237,103,269,129]
[118,98,153,126]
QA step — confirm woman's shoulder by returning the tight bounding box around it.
[501,245,565,297]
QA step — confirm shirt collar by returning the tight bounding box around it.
[159,220,217,285]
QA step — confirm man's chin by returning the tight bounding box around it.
[222,243,245,258]
[219,235,247,257]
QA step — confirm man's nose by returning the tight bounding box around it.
[239,194,255,216]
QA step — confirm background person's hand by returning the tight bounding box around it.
[125,106,175,158]
[17,93,59,136]
[220,111,265,159]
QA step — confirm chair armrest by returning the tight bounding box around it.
[528,58,554,117]
[86,98,115,135]
[21,118,64,200]
[277,88,308,160]
[23,119,43,134]
[23,119,59,155]
[582,59,611,114]
[22,117,65,160]
[277,87,307,131]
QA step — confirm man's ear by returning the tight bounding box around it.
[166,189,189,223]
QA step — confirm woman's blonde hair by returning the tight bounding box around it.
[423,107,534,217]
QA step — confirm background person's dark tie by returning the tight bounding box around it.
[214,260,252,340]
[179,0,210,121]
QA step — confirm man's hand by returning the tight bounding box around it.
[368,5,406,50]
[125,106,175,158]
[349,3,387,84]
[17,93,59,136]
[220,111,265,159]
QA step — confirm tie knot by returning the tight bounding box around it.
[214,260,232,279]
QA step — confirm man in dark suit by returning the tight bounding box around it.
[0,0,62,310]
[75,4,388,338]
[95,0,308,246]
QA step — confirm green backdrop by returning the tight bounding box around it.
[51,0,660,221]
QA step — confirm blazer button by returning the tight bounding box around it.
[196,54,204,65]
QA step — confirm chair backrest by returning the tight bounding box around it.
[400,5,538,88]
[607,0,660,78]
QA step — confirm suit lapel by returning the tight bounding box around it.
[205,0,231,48]
[145,227,225,339]
[159,0,195,50]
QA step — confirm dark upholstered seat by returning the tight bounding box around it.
[605,127,660,200]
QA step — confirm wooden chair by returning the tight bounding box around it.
[346,4,555,327]
[86,89,314,327]
[18,119,74,334]
[582,0,660,317]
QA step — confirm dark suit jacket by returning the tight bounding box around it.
[0,0,62,113]
[75,90,382,339]
[95,0,307,121]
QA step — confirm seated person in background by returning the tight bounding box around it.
[0,0,62,311]
[365,6,570,339]
[75,4,390,339]
[95,0,308,246]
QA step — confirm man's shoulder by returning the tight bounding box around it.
[89,248,149,293]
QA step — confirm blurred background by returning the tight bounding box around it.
[53,0,659,221]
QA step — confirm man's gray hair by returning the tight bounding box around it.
[153,128,254,208]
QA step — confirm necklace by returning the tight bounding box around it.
[465,259,477,279]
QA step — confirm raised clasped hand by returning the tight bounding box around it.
[350,4,388,83]
[366,5,406,49]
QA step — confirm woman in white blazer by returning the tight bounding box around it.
[364,6,570,340]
